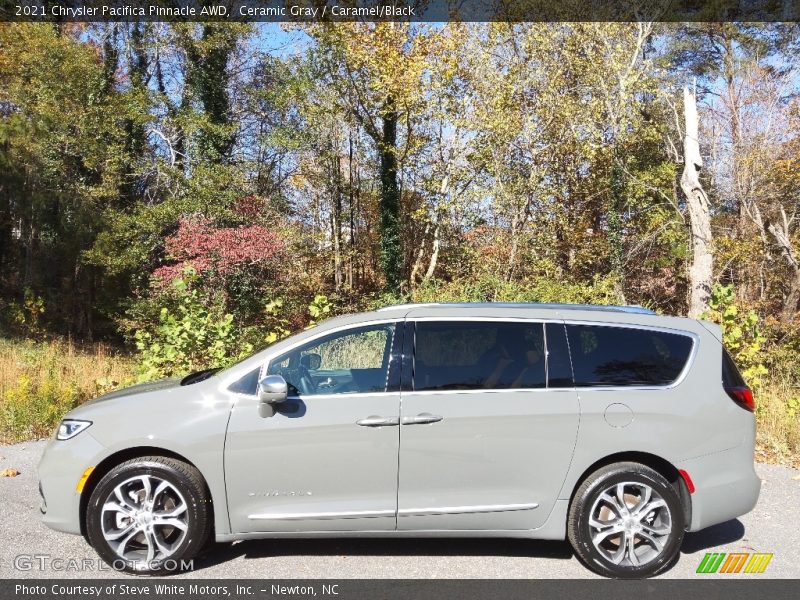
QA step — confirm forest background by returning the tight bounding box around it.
[0,21,798,464]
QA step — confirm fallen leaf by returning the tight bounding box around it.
[792,474,800,481]
[0,468,20,477]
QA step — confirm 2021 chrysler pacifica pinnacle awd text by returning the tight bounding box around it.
[38,302,761,578]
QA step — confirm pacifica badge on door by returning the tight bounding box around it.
[248,490,313,497]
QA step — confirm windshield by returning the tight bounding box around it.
[215,340,280,379]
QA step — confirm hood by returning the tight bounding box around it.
[83,377,183,406]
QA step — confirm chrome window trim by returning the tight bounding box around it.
[281,387,577,400]
[285,391,400,401]
[400,388,562,397]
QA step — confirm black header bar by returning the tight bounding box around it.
[1,0,798,23]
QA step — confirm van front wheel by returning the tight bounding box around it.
[568,462,685,578]
[85,456,211,575]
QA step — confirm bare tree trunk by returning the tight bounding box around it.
[347,131,355,290]
[409,220,430,285]
[766,213,800,323]
[332,149,344,290]
[783,271,800,323]
[506,209,521,282]
[423,216,440,281]
[424,175,448,282]
[681,85,714,318]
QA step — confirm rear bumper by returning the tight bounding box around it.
[679,443,761,532]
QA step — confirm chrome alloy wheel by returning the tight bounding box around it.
[100,474,189,568]
[588,481,672,567]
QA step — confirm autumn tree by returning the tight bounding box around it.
[307,22,434,294]
[0,23,132,336]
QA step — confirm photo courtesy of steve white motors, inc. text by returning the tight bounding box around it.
[13,583,339,597]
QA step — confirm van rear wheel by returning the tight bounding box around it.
[568,462,685,578]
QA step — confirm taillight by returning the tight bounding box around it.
[725,386,754,412]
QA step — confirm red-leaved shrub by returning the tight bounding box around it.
[154,217,283,284]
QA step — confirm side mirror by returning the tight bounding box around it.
[258,374,288,418]
[259,375,288,405]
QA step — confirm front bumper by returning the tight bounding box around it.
[38,432,105,535]
[679,442,761,532]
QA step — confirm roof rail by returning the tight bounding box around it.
[376,302,656,315]
[375,302,440,312]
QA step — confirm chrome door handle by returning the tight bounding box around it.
[402,413,444,425]
[356,415,400,427]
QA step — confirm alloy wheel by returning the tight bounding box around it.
[100,474,189,568]
[588,481,673,567]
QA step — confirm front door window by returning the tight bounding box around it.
[267,323,397,396]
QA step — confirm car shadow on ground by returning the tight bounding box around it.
[189,519,745,574]
[680,519,746,555]
[192,538,575,571]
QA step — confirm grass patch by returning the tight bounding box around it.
[755,380,800,469]
[0,338,135,443]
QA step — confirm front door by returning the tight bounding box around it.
[225,321,402,533]
[397,319,580,531]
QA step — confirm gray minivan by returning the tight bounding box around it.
[38,303,760,578]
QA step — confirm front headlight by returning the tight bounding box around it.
[56,419,92,441]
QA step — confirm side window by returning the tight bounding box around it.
[229,367,261,395]
[565,324,693,387]
[414,321,546,391]
[267,323,396,396]
[722,347,747,387]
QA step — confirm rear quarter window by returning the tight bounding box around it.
[722,348,747,387]
[566,324,693,387]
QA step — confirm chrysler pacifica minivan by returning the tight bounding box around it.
[38,303,760,578]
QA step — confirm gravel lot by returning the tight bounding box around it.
[1,440,798,579]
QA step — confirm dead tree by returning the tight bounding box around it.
[681,85,714,318]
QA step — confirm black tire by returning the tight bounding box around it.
[85,456,212,575]
[567,462,685,579]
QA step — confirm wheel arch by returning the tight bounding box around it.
[566,451,692,529]
[78,446,213,538]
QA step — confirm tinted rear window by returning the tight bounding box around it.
[414,321,546,391]
[566,325,693,387]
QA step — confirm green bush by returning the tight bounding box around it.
[134,269,253,381]
[404,273,623,306]
[2,287,46,333]
[702,283,768,388]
